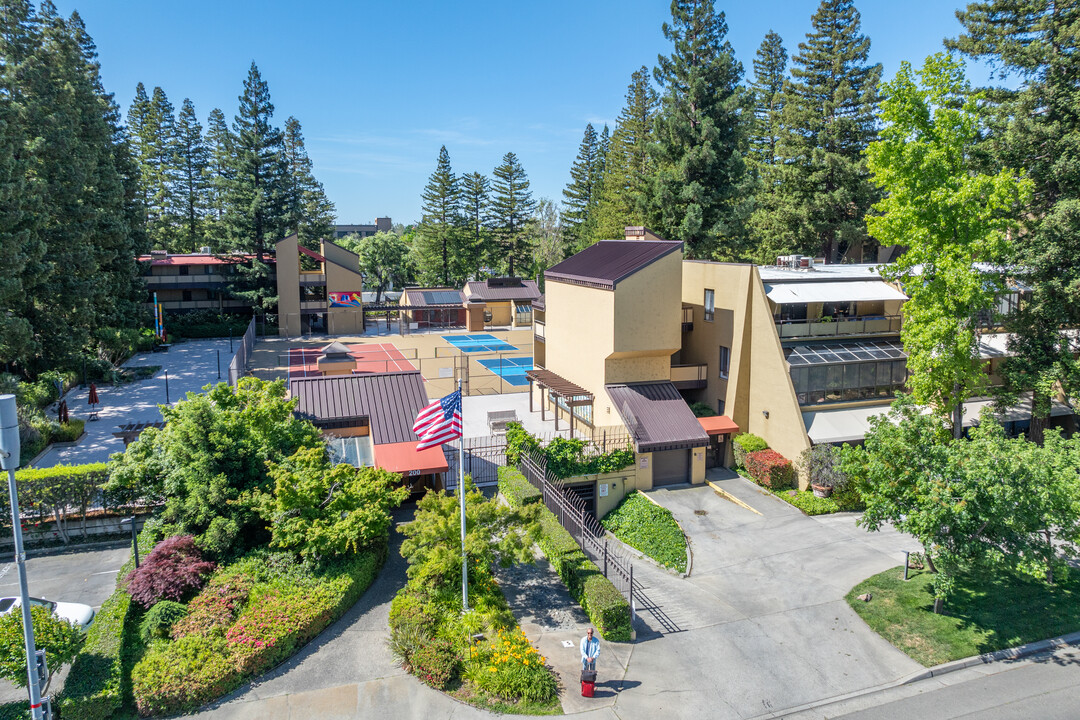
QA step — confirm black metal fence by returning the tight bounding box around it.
[517,449,636,610]
[227,317,256,387]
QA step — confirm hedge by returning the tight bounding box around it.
[500,468,631,641]
[56,590,133,720]
[732,433,768,468]
[745,449,794,489]
[496,465,541,507]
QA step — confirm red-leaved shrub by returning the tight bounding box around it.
[745,449,794,489]
[126,535,216,608]
[171,573,253,639]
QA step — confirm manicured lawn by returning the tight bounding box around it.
[601,491,688,573]
[847,566,1080,667]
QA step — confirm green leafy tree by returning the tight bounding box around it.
[460,171,491,277]
[948,2,1080,444]
[223,62,287,315]
[758,0,882,262]
[0,605,82,691]
[338,230,410,303]
[647,0,748,259]
[415,145,462,286]
[490,152,536,276]
[174,98,209,252]
[282,116,335,251]
[561,124,600,249]
[246,446,408,560]
[865,54,1032,436]
[106,378,322,558]
[398,477,540,597]
[530,197,564,275]
[594,67,658,243]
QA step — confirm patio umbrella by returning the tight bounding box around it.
[88,383,99,406]
[58,400,69,424]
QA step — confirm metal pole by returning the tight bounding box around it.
[229,328,233,353]
[458,379,468,612]
[131,517,140,569]
[903,551,910,581]
[216,350,221,380]
[164,371,170,405]
[1,396,44,720]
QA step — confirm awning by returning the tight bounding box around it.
[606,382,710,452]
[765,281,907,305]
[698,415,739,436]
[802,392,1076,444]
[373,441,449,477]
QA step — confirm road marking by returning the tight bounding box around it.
[90,570,120,575]
[0,564,11,583]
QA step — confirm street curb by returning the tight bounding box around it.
[706,480,763,516]
[24,538,130,558]
[747,630,1080,720]
[637,489,693,577]
[899,629,1080,684]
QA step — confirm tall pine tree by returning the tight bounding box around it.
[282,116,335,251]
[416,145,462,286]
[749,30,787,167]
[490,152,536,277]
[647,0,749,258]
[461,171,491,278]
[204,107,234,248]
[594,67,658,242]
[224,62,287,314]
[561,123,599,249]
[765,0,882,263]
[174,98,209,252]
[948,1,1080,442]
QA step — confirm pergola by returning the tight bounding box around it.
[112,421,166,447]
[525,368,594,436]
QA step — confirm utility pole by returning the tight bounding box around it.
[0,395,47,720]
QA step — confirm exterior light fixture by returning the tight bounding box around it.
[762,410,769,419]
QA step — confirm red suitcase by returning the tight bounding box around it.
[581,680,595,697]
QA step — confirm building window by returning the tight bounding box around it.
[182,290,192,302]
[704,289,715,322]
[179,265,189,276]
[717,399,726,415]
[719,345,730,379]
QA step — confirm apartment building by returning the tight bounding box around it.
[276,234,365,336]
[331,218,392,240]
[463,277,542,329]
[139,250,267,314]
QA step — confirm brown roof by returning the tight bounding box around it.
[401,288,466,307]
[606,382,710,452]
[289,371,430,445]
[545,240,682,291]
[464,279,541,303]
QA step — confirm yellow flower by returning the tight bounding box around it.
[489,667,496,672]
[540,656,546,663]
[523,660,529,665]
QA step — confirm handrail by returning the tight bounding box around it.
[774,314,902,338]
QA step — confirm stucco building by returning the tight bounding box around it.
[275,234,366,336]
[139,250,266,315]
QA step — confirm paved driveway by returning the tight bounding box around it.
[616,472,923,720]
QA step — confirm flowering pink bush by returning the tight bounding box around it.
[171,573,254,639]
[126,535,216,608]
[226,584,339,674]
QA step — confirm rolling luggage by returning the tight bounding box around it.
[581,669,597,697]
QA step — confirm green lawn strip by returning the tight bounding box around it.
[847,566,1080,667]
[601,491,687,573]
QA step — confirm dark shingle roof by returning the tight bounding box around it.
[545,240,682,290]
[464,279,541,302]
[606,381,710,452]
[401,288,465,307]
[289,371,430,445]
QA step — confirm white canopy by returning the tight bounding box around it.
[765,281,907,305]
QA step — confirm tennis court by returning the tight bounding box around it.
[287,343,416,380]
[477,356,533,386]
[443,333,518,353]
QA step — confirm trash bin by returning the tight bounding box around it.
[581,669,596,697]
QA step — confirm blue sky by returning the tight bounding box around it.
[57,1,983,226]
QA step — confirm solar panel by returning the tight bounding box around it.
[424,291,462,305]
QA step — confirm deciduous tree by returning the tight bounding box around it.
[338,230,410,304]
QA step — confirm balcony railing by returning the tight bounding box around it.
[775,315,901,339]
[681,306,694,330]
[534,320,545,341]
[144,273,229,287]
[671,363,708,389]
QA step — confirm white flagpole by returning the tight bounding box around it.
[458,379,468,611]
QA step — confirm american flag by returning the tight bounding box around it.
[412,389,462,450]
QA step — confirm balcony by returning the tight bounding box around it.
[144,273,229,288]
[671,363,708,390]
[775,315,901,340]
[681,306,694,331]
[300,300,325,312]
[534,319,545,343]
[299,273,326,287]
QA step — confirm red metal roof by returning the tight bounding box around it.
[698,415,740,436]
[297,244,327,263]
[546,240,682,291]
[138,253,270,267]
[374,441,449,476]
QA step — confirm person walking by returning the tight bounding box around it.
[580,627,599,671]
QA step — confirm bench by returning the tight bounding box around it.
[487,410,518,435]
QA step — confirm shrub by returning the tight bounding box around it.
[689,401,717,417]
[505,422,541,465]
[470,628,555,703]
[410,637,458,690]
[131,634,238,716]
[732,433,768,468]
[601,491,688,573]
[53,418,85,443]
[171,572,254,639]
[496,466,541,507]
[56,590,132,720]
[797,444,847,489]
[772,488,839,515]
[139,601,188,643]
[126,535,216,608]
[745,449,794,489]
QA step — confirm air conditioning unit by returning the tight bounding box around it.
[798,256,813,269]
[199,246,212,255]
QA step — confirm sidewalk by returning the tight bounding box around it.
[35,338,235,467]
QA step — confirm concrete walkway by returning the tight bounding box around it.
[35,339,235,467]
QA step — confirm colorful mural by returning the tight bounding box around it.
[329,291,363,308]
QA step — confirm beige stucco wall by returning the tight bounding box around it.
[681,261,812,486]
[487,301,513,327]
[276,236,301,336]
[544,280,615,419]
[323,239,364,335]
[613,250,682,356]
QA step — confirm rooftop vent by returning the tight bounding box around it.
[199,246,212,255]
[150,249,168,256]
